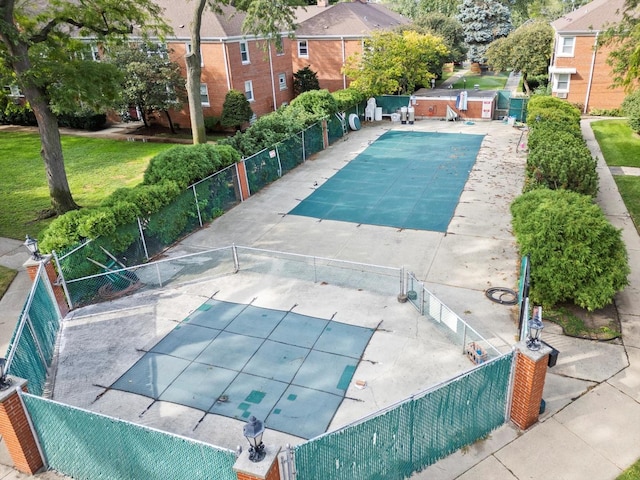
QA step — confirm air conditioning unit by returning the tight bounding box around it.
[556,92,568,99]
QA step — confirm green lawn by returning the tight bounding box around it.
[618,457,640,479]
[592,120,640,167]
[449,71,510,90]
[0,265,17,299]
[0,131,174,240]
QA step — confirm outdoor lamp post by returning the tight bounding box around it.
[527,308,544,351]
[243,416,265,463]
[23,235,42,261]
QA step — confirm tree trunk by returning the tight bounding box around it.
[164,111,176,133]
[0,6,79,215]
[186,0,207,144]
[522,72,530,96]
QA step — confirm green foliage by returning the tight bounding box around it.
[589,108,623,117]
[389,0,461,18]
[332,88,366,112]
[143,144,240,189]
[511,189,629,311]
[600,0,640,92]
[343,30,449,96]
[622,90,640,133]
[220,90,254,130]
[204,116,221,133]
[293,66,320,95]
[290,89,339,117]
[457,0,512,64]
[525,130,598,196]
[485,21,553,93]
[527,95,582,123]
[410,13,468,64]
[591,119,640,168]
[105,42,187,129]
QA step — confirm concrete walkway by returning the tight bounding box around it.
[0,117,638,479]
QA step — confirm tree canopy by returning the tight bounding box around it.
[457,0,512,64]
[411,13,468,64]
[601,0,640,93]
[343,30,449,96]
[106,42,187,133]
[485,20,554,94]
[0,0,167,215]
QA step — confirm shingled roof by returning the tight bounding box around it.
[155,2,250,41]
[294,1,409,38]
[551,0,625,34]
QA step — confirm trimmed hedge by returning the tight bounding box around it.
[511,189,629,311]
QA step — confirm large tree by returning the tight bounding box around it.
[343,30,449,96]
[106,42,187,133]
[457,0,512,64]
[485,21,554,94]
[0,0,167,215]
[412,12,468,64]
[185,0,298,144]
[601,0,640,92]
[388,0,462,19]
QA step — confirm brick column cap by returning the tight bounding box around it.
[233,444,281,478]
[515,340,552,362]
[22,254,52,269]
[0,377,27,402]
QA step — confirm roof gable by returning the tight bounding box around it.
[295,2,409,37]
[551,0,626,33]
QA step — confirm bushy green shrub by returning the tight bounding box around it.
[204,116,221,133]
[527,95,581,123]
[525,130,598,196]
[58,110,107,131]
[332,88,366,112]
[511,189,629,311]
[622,90,640,133]
[588,108,623,117]
[290,89,339,118]
[143,144,239,188]
[293,66,320,95]
[220,90,253,131]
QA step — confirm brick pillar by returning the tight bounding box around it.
[23,254,69,317]
[321,119,329,149]
[510,341,552,430]
[234,445,282,480]
[0,378,44,474]
[236,161,251,201]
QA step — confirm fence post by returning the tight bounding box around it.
[51,251,73,311]
[236,160,251,200]
[509,341,551,430]
[301,130,306,162]
[0,379,45,474]
[233,445,282,480]
[192,184,203,227]
[24,255,68,317]
[321,119,329,150]
[137,217,150,262]
[232,244,240,273]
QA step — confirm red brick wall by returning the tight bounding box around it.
[553,35,626,112]
[413,98,490,121]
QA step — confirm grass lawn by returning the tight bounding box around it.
[0,265,17,299]
[615,176,640,231]
[592,120,640,167]
[449,71,509,90]
[0,131,174,240]
[618,457,640,479]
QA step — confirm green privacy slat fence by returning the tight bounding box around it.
[294,352,513,480]
[6,266,61,396]
[22,394,237,480]
[303,122,324,158]
[278,133,305,174]
[375,95,411,115]
[327,114,345,145]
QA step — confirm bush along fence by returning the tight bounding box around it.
[1,246,559,480]
[46,118,342,309]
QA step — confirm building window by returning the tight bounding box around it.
[186,42,204,66]
[200,84,210,106]
[240,41,250,64]
[3,85,22,97]
[278,73,287,91]
[244,80,254,102]
[298,40,308,58]
[147,43,168,59]
[90,45,101,61]
[554,73,570,92]
[275,37,285,56]
[558,36,575,56]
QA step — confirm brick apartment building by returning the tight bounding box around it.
[549,0,627,113]
[150,0,408,128]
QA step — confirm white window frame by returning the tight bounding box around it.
[4,85,22,97]
[278,73,287,91]
[186,42,204,67]
[557,36,575,57]
[90,45,101,61]
[244,80,254,102]
[200,83,210,106]
[240,41,250,64]
[298,40,308,58]
[553,73,571,92]
[147,43,168,59]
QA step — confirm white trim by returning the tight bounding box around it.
[556,36,575,57]
[548,66,577,74]
[200,83,210,106]
[278,73,287,91]
[297,40,308,58]
[244,80,254,102]
[552,73,571,93]
[240,41,250,64]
